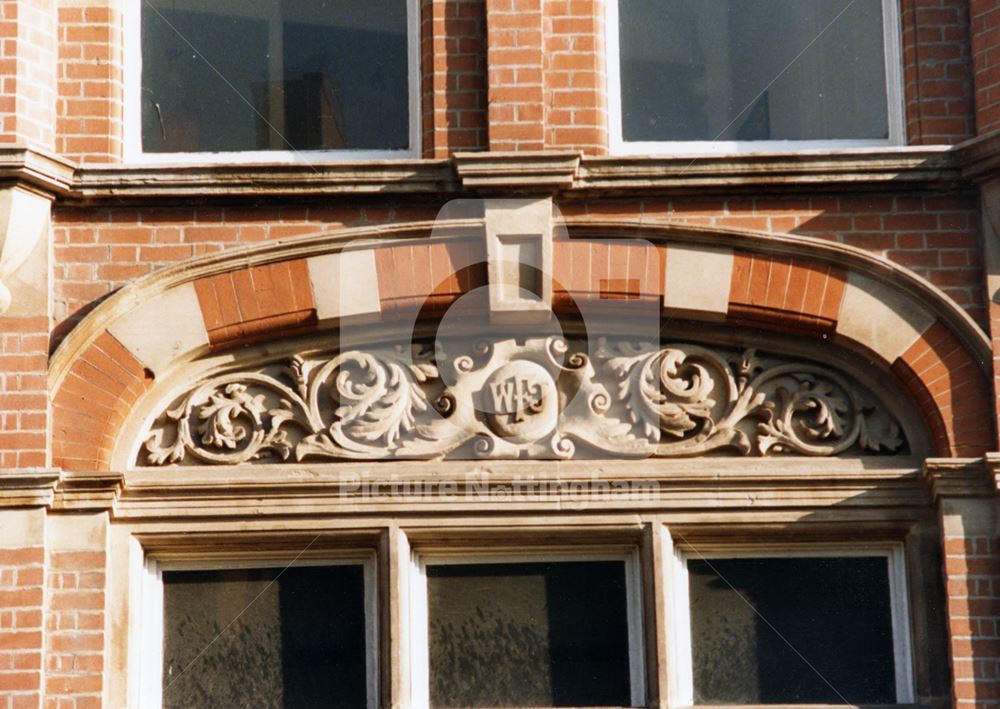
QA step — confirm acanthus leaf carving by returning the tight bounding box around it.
[140,336,909,465]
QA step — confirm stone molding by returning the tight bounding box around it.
[453,151,581,192]
[956,128,1000,183]
[925,458,997,499]
[0,458,942,519]
[9,456,1000,519]
[6,142,1000,203]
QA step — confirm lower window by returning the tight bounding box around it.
[674,548,915,705]
[411,554,647,708]
[140,558,377,709]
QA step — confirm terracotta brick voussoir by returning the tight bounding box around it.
[727,252,848,333]
[193,259,318,349]
[893,321,993,457]
[52,331,153,472]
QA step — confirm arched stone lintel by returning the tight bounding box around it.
[49,220,994,471]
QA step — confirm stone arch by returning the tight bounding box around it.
[49,218,993,471]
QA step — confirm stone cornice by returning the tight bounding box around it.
[72,159,458,202]
[53,472,125,511]
[924,458,996,500]
[9,143,999,204]
[14,457,1000,521]
[0,458,936,518]
[454,151,581,192]
[0,147,75,198]
[0,470,60,508]
[983,452,1000,493]
[956,129,1000,183]
[575,146,963,195]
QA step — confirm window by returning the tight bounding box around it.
[672,548,915,706]
[607,0,904,154]
[127,0,419,161]
[137,558,378,709]
[409,553,647,708]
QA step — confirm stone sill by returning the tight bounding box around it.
[2,137,999,204]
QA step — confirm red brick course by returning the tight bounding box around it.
[944,535,1000,708]
[56,4,123,162]
[43,551,105,709]
[486,0,545,150]
[971,0,1000,134]
[0,0,57,150]
[902,0,977,145]
[543,0,607,154]
[0,316,49,469]
[422,0,488,156]
[0,547,44,709]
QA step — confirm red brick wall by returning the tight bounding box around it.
[971,0,1000,134]
[944,534,1000,706]
[0,317,48,469]
[44,551,105,709]
[486,0,544,150]
[902,0,977,145]
[0,0,57,150]
[0,546,44,709]
[56,3,123,163]
[421,0,488,157]
[543,0,606,154]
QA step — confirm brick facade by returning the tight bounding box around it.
[0,546,44,709]
[1,1,1000,706]
[944,535,1000,706]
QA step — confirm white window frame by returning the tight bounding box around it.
[408,550,648,709]
[123,0,422,164]
[133,554,380,709]
[605,0,906,156]
[669,544,916,706]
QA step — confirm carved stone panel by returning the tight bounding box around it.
[140,336,908,466]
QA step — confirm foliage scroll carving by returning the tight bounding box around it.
[141,337,907,465]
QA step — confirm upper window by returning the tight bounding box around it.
[608,0,904,154]
[672,548,915,706]
[129,0,418,161]
[138,558,378,709]
[410,553,647,709]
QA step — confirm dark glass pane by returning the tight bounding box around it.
[162,565,367,709]
[688,556,896,704]
[142,0,409,152]
[619,0,889,142]
[427,561,632,708]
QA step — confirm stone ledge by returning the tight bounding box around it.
[10,144,990,203]
[925,457,996,499]
[72,159,458,202]
[0,147,75,198]
[453,151,581,192]
[576,146,963,194]
[0,469,60,508]
[956,129,1000,183]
